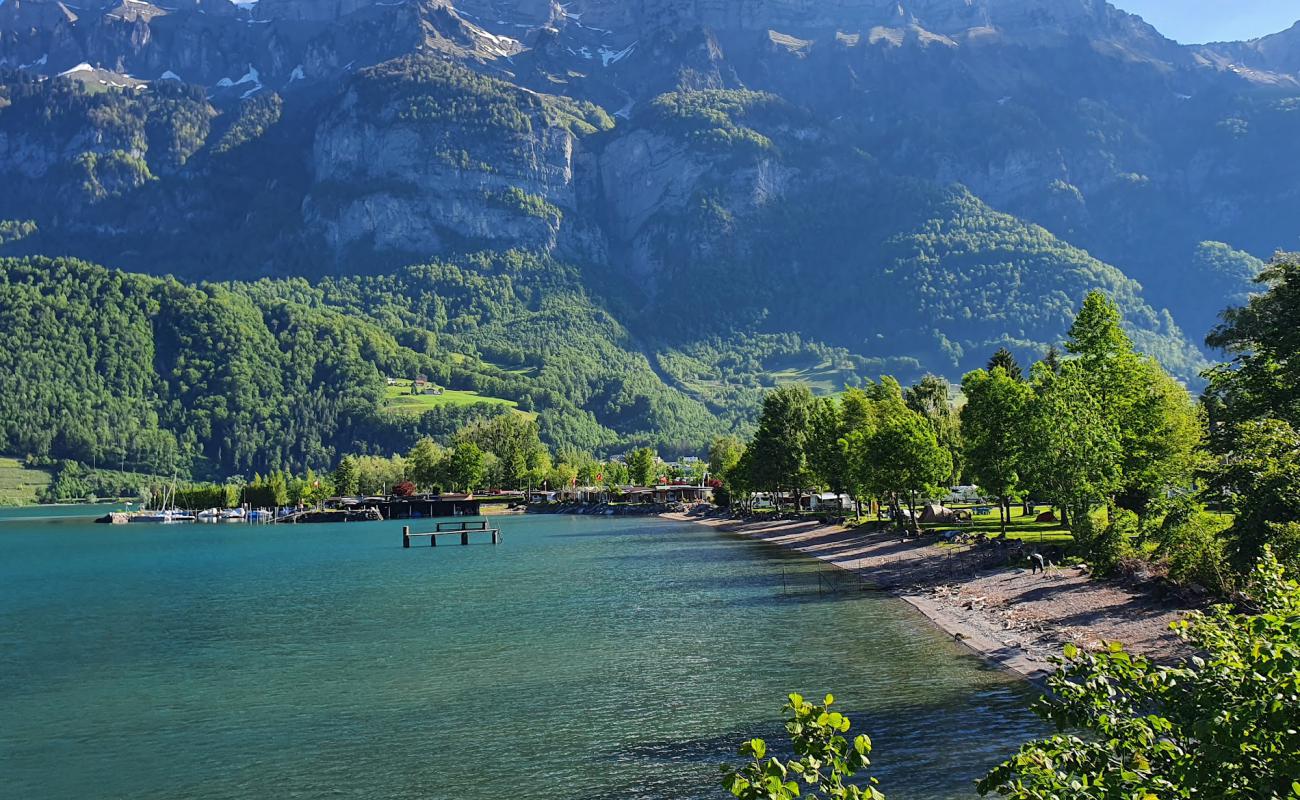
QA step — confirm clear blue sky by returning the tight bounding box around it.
[1113,1,1300,43]
[0,0,1285,43]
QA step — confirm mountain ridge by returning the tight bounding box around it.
[1,0,1294,457]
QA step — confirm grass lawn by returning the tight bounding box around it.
[764,358,852,396]
[935,504,1076,546]
[383,380,520,415]
[0,456,52,505]
[841,503,1076,547]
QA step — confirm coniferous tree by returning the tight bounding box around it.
[987,347,1024,381]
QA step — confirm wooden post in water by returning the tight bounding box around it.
[431,532,437,547]
[492,528,500,545]
[461,531,469,546]
[403,526,410,548]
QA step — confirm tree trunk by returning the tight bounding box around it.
[1059,505,1070,529]
[999,496,1008,537]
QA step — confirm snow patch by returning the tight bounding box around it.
[59,63,95,76]
[230,0,258,7]
[216,77,234,87]
[235,65,260,86]
[160,70,182,81]
[20,54,48,70]
[598,41,636,67]
[289,64,305,82]
[613,92,634,120]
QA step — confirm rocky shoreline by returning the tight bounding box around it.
[661,511,1194,682]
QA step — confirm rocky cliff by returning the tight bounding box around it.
[2,0,1298,381]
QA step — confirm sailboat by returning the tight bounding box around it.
[130,480,195,523]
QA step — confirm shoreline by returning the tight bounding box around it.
[660,511,1193,683]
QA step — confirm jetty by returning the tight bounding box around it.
[276,507,383,524]
[403,519,500,548]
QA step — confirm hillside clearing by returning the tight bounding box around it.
[0,457,52,505]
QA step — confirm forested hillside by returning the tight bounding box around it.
[3,0,1295,478]
[1,254,865,476]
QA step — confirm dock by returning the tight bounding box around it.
[403,519,501,548]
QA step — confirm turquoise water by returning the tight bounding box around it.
[0,508,1044,799]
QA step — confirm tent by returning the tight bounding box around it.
[920,502,959,524]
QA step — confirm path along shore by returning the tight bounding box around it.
[661,511,1193,682]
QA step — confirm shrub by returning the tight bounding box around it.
[1155,508,1235,596]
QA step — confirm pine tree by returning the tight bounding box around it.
[987,347,1024,381]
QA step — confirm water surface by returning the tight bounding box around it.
[0,508,1044,798]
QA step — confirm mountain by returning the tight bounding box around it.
[2,0,1296,469]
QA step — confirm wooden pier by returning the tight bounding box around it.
[403,520,501,548]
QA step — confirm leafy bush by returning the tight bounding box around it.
[722,693,883,800]
[1155,506,1236,595]
[978,549,1300,799]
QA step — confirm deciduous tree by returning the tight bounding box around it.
[961,367,1032,536]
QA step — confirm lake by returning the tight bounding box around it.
[0,507,1045,799]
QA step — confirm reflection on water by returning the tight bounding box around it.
[0,512,1045,799]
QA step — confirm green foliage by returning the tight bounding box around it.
[1209,418,1300,570]
[978,549,1300,799]
[173,483,236,510]
[408,437,446,492]
[445,441,486,492]
[493,186,561,221]
[807,397,851,495]
[0,456,51,505]
[961,367,1033,534]
[722,693,883,800]
[627,446,658,486]
[860,381,953,525]
[333,455,360,496]
[1205,257,1300,572]
[987,348,1024,381]
[1185,242,1265,334]
[39,462,153,503]
[455,413,549,489]
[243,472,288,508]
[0,253,745,479]
[352,454,408,496]
[746,385,815,497]
[366,55,536,136]
[541,95,615,136]
[213,93,283,154]
[1154,503,1236,596]
[636,169,1204,383]
[0,219,37,245]
[1066,292,1204,518]
[904,375,962,484]
[648,89,787,156]
[1020,360,1122,532]
[75,149,154,200]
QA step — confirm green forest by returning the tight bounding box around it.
[0,252,844,479]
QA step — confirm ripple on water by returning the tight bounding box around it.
[0,512,1046,799]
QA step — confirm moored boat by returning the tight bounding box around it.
[130,510,196,524]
